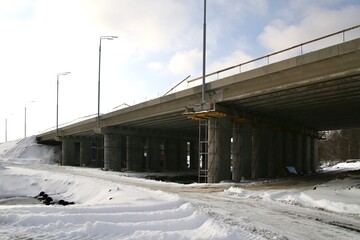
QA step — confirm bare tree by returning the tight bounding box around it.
[319,128,360,162]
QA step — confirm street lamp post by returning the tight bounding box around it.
[24,107,26,137]
[25,101,35,138]
[97,36,118,128]
[201,0,207,105]
[57,72,71,136]
[5,118,7,142]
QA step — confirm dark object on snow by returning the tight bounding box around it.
[35,192,75,206]
[38,193,48,201]
[285,166,298,175]
[43,196,54,205]
[35,191,45,198]
[58,200,74,206]
[58,200,69,206]
[313,186,317,190]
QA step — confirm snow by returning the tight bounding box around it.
[0,137,262,240]
[224,175,360,214]
[1,137,360,239]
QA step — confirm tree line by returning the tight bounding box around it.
[319,128,360,161]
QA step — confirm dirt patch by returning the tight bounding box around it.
[0,197,41,205]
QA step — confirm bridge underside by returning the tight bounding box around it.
[37,38,360,183]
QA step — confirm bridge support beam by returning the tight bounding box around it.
[207,117,231,183]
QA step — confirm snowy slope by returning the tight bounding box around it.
[0,137,263,239]
[0,136,60,164]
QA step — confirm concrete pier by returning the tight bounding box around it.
[232,123,253,181]
[126,135,143,171]
[295,134,303,174]
[146,137,160,171]
[80,138,91,167]
[189,141,198,170]
[62,138,75,166]
[104,134,121,171]
[304,136,311,173]
[207,117,231,183]
[178,140,188,170]
[164,138,177,171]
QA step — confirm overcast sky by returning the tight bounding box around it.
[0,0,359,142]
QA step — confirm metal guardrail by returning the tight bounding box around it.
[187,25,360,85]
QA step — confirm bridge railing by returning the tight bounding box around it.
[184,25,360,89]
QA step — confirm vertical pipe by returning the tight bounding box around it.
[24,107,27,137]
[201,0,207,104]
[5,118,7,142]
[97,38,102,128]
[56,76,59,136]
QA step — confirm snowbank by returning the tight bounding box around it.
[0,136,60,164]
[224,161,360,214]
[0,138,262,239]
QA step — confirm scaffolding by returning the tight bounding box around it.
[184,103,227,183]
[198,119,209,182]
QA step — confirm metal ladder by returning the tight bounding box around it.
[198,119,209,183]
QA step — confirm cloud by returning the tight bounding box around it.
[258,4,360,52]
[168,49,202,76]
[84,0,199,55]
[147,62,166,72]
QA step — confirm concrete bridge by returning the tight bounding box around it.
[37,37,360,183]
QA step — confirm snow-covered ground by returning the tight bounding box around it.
[0,137,359,239]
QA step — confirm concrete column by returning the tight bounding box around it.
[304,136,311,173]
[241,124,253,179]
[62,138,75,166]
[104,134,121,171]
[126,135,143,171]
[251,126,260,179]
[232,123,252,181]
[80,138,91,167]
[285,132,294,167]
[310,137,319,172]
[208,117,231,183]
[274,130,284,177]
[232,123,241,182]
[190,141,198,170]
[295,134,303,174]
[252,127,270,179]
[267,129,277,178]
[314,138,319,171]
[259,128,270,178]
[178,140,188,170]
[95,135,104,168]
[120,136,127,169]
[146,137,160,171]
[164,138,176,171]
